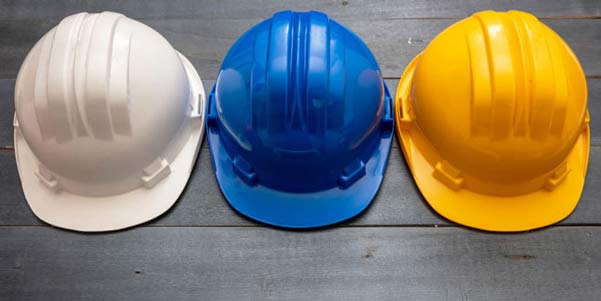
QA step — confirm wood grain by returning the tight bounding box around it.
[1,226,600,300]
[1,1,600,299]
[1,0,599,20]
[0,7,599,79]
[0,79,14,149]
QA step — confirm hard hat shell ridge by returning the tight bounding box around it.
[395,10,589,232]
[14,12,205,232]
[207,10,393,228]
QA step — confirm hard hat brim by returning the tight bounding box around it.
[208,132,392,228]
[396,55,590,232]
[207,87,394,229]
[14,52,205,232]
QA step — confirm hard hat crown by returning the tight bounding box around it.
[15,12,197,195]
[403,10,588,193]
[209,11,392,192]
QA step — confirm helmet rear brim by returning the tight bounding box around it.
[207,126,392,228]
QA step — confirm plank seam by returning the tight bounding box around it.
[1,224,601,229]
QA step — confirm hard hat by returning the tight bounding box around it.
[14,12,205,232]
[395,10,589,231]
[207,10,393,228]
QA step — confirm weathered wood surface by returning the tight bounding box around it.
[0,2,600,79]
[1,1,601,300]
[1,0,600,20]
[1,226,600,300]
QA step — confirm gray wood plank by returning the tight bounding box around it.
[0,16,599,79]
[1,143,600,227]
[1,2,599,299]
[591,78,601,146]
[0,150,37,225]
[0,0,598,20]
[0,78,14,148]
[150,17,601,79]
[1,226,600,300]
[2,79,601,148]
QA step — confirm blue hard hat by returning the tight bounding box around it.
[206,10,393,228]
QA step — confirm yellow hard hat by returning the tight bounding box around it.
[395,10,590,232]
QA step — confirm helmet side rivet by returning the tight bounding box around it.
[381,96,394,132]
[544,161,570,191]
[397,97,414,129]
[141,158,172,189]
[233,156,257,186]
[189,93,203,119]
[35,164,61,193]
[206,94,219,128]
[338,159,366,189]
[432,161,464,191]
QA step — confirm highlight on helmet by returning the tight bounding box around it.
[207,10,393,228]
[14,12,205,232]
[395,10,589,232]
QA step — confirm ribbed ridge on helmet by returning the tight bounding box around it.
[31,12,132,143]
[467,11,570,141]
[265,11,331,135]
[212,10,389,193]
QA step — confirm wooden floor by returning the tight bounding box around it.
[1,1,600,300]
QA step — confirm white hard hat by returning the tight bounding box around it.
[13,12,205,232]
